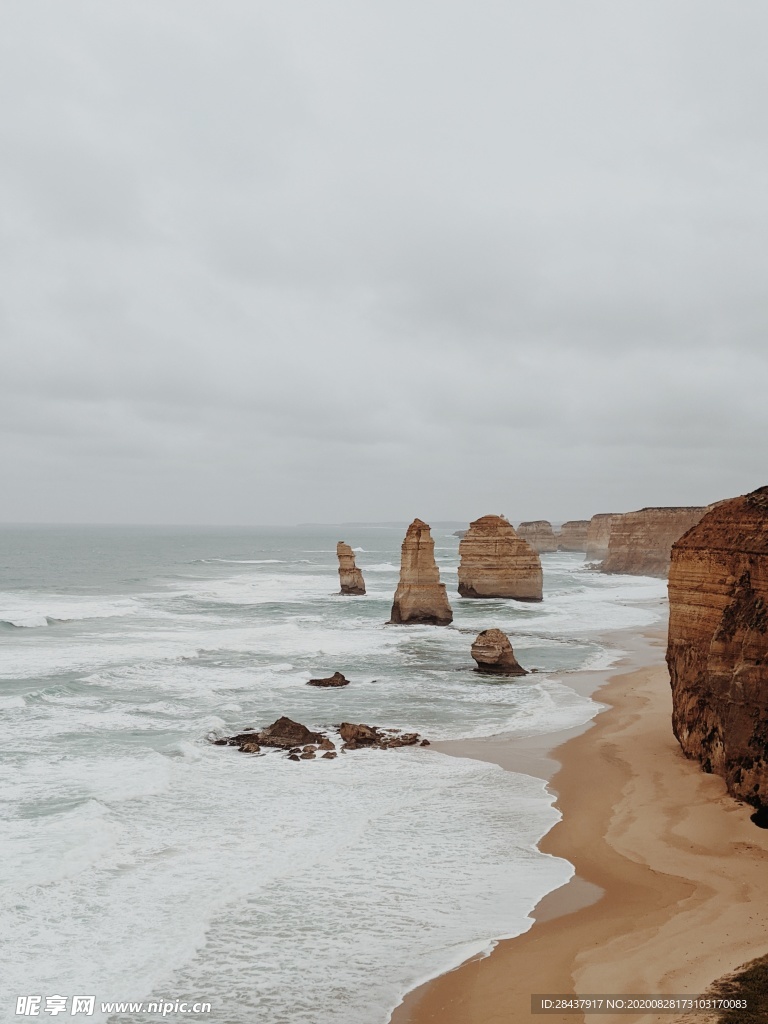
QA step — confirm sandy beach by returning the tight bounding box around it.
[391,625,768,1024]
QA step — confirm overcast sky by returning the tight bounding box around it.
[1,1,766,525]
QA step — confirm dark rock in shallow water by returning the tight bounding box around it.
[471,629,528,676]
[339,722,423,750]
[307,671,350,688]
[215,717,427,758]
[228,716,323,750]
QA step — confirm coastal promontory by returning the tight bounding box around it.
[517,520,558,553]
[667,487,768,810]
[336,541,366,595]
[389,519,453,625]
[458,515,542,601]
[600,506,707,577]
[585,513,617,562]
[557,520,589,552]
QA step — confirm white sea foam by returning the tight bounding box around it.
[0,537,664,1024]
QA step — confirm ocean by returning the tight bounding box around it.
[0,524,667,1023]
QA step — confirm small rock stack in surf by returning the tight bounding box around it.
[471,629,527,676]
[389,519,453,625]
[337,541,366,595]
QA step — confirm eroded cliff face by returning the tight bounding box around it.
[585,514,617,562]
[667,487,768,809]
[458,515,542,601]
[600,507,707,577]
[389,519,453,625]
[557,521,589,552]
[517,520,558,554]
[336,541,366,595]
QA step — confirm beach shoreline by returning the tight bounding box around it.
[390,618,768,1024]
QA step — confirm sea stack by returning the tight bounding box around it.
[471,629,527,676]
[517,520,558,554]
[557,520,589,552]
[336,542,365,595]
[458,515,542,601]
[585,513,618,562]
[667,487,768,810]
[600,507,707,577]
[389,519,453,625]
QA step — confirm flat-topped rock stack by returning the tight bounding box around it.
[336,541,366,595]
[458,515,542,601]
[517,520,558,553]
[667,487,768,810]
[389,519,453,625]
[471,629,528,676]
[600,506,707,577]
[557,520,589,552]
[585,513,618,562]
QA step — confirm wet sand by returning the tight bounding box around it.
[391,626,768,1024]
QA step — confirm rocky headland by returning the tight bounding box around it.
[600,506,707,577]
[470,628,527,676]
[389,518,453,625]
[337,541,366,595]
[457,515,542,601]
[516,520,558,553]
[667,486,768,810]
[556,520,589,552]
[585,513,617,561]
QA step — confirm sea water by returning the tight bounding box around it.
[0,525,667,1023]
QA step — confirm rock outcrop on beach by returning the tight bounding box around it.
[471,629,528,676]
[517,520,558,553]
[585,513,618,562]
[307,671,350,687]
[453,530,467,538]
[337,542,366,595]
[457,515,542,601]
[667,487,768,810]
[389,519,453,625]
[600,507,707,577]
[557,520,589,552]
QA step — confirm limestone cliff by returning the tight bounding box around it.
[517,520,558,554]
[389,519,453,625]
[600,507,707,577]
[585,513,618,562]
[458,515,542,601]
[336,541,366,595]
[471,629,527,676]
[667,487,768,809]
[557,520,589,552]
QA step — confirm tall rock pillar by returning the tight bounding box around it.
[337,542,366,595]
[389,519,453,625]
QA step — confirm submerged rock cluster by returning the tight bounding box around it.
[214,716,429,761]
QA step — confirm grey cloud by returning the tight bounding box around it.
[0,0,766,524]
